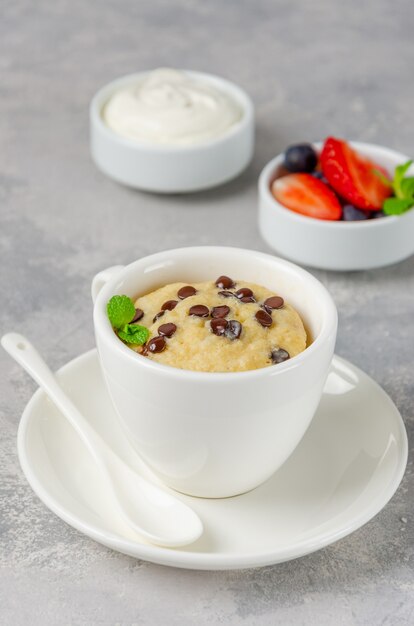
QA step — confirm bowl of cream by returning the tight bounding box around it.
[90,68,254,193]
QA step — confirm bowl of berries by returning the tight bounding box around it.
[258,137,414,270]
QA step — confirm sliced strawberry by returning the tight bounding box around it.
[271,173,342,221]
[320,137,391,210]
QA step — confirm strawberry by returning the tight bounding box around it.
[271,173,342,221]
[320,137,391,210]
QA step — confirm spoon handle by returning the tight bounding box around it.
[1,333,104,462]
[2,332,204,547]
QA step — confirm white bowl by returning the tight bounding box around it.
[258,142,414,271]
[90,71,254,193]
[92,246,337,498]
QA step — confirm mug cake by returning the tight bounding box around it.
[107,276,307,373]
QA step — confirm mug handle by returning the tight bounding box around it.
[91,265,125,303]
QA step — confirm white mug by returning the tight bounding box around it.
[92,247,337,498]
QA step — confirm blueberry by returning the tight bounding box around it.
[284,143,318,173]
[370,210,386,219]
[342,205,369,221]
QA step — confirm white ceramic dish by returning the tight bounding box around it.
[18,349,408,570]
[258,142,414,271]
[92,247,337,498]
[90,71,254,193]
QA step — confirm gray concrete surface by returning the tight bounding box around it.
[1,1,413,624]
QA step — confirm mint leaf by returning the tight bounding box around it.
[118,324,150,345]
[381,160,414,214]
[393,160,413,199]
[395,160,413,182]
[107,295,136,329]
[383,197,414,215]
[401,177,414,199]
[107,296,150,346]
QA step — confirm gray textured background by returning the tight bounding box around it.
[1,1,413,624]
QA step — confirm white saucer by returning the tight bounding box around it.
[17,350,407,570]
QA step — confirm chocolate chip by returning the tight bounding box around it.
[236,288,254,299]
[240,296,256,303]
[270,348,290,364]
[147,336,166,353]
[161,300,178,311]
[264,296,284,310]
[211,305,230,318]
[189,304,209,318]
[153,311,165,323]
[255,310,273,327]
[210,318,228,336]
[225,320,242,340]
[215,275,235,289]
[218,290,235,298]
[131,308,144,322]
[177,286,197,299]
[158,323,177,338]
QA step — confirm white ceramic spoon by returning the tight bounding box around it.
[1,333,203,548]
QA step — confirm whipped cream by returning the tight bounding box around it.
[102,69,242,145]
